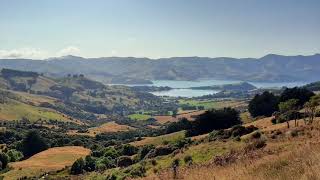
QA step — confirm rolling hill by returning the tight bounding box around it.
[0,68,169,122]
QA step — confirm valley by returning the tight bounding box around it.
[0,67,319,179]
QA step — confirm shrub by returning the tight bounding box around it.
[70,158,85,175]
[251,131,261,139]
[127,164,146,178]
[117,156,133,167]
[104,147,120,159]
[120,144,137,156]
[6,149,23,162]
[245,139,266,151]
[71,140,84,146]
[166,118,192,134]
[172,138,192,149]
[145,145,174,158]
[84,155,96,172]
[183,155,193,165]
[0,153,9,169]
[96,156,116,170]
[151,159,157,166]
[209,125,258,141]
[138,145,155,160]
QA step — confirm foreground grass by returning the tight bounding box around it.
[140,118,320,180]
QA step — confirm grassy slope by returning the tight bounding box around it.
[178,99,247,110]
[130,131,186,147]
[2,146,90,180]
[0,99,71,122]
[140,118,320,180]
[128,113,152,121]
[67,121,136,137]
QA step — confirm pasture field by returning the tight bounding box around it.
[67,121,135,137]
[179,99,247,110]
[0,99,72,122]
[128,113,152,121]
[2,146,90,180]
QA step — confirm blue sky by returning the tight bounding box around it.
[0,0,319,59]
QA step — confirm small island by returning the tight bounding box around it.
[190,82,257,91]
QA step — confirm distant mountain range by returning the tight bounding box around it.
[0,53,319,84]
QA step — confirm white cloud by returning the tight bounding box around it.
[57,46,81,56]
[0,48,48,59]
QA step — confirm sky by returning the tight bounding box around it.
[0,0,319,59]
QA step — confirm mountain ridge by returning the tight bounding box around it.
[0,53,319,83]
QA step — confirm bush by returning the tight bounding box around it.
[172,138,192,149]
[70,158,85,175]
[71,140,84,146]
[249,91,279,117]
[6,149,23,162]
[145,145,175,159]
[245,139,266,151]
[251,131,261,139]
[127,163,146,178]
[84,155,96,172]
[184,155,193,165]
[208,125,258,141]
[187,108,241,136]
[151,159,157,166]
[0,153,9,169]
[166,118,192,134]
[117,156,133,167]
[138,145,155,160]
[104,147,120,159]
[101,156,116,169]
[120,144,137,156]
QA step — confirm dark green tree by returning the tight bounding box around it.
[84,155,96,172]
[20,130,48,157]
[120,144,137,156]
[248,91,279,117]
[71,158,85,175]
[187,108,241,136]
[0,153,9,169]
[279,87,314,106]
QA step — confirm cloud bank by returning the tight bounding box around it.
[0,46,81,59]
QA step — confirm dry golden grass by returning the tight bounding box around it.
[155,110,205,124]
[67,121,135,137]
[139,118,320,180]
[89,121,135,133]
[2,146,90,180]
